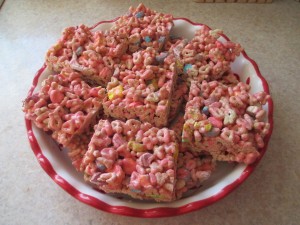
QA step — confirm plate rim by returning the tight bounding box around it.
[24,17,274,218]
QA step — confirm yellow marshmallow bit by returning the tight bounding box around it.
[108,85,124,100]
[182,138,189,143]
[176,59,183,69]
[183,123,191,132]
[150,78,158,91]
[53,43,62,51]
[95,36,106,46]
[204,123,212,132]
[128,141,145,152]
[194,122,201,129]
[146,193,162,199]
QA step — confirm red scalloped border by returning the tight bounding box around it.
[24,18,274,218]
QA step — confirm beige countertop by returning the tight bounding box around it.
[1,0,299,224]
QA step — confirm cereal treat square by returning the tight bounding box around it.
[78,30,128,86]
[111,3,174,53]
[46,25,128,87]
[169,114,216,200]
[175,150,215,199]
[81,119,179,202]
[182,80,270,164]
[172,26,242,84]
[103,48,177,128]
[23,69,106,146]
[46,24,92,73]
[45,4,174,87]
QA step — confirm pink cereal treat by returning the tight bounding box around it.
[23,68,106,146]
[81,119,179,202]
[111,3,174,53]
[80,29,129,86]
[103,49,178,128]
[46,24,92,73]
[175,150,215,199]
[172,26,242,85]
[168,115,216,200]
[182,80,270,164]
[46,25,126,87]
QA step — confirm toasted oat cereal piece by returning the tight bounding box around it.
[23,69,106,146]
[182,80,270,164]
[81,119,179,202]
[103,49,177,127]
[175,150,215,199]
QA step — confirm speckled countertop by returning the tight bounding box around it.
[1,0,299,224]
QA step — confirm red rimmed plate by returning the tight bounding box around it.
[25,18,273,218]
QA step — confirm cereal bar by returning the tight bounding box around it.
[176,150,215,199]
[46,25,127,87]
[103,48,177,128]
[46,24,92,73]
[173,26,242,85]
[182,80,270,164]
[111,3,174,53]
[81,119,179,202]
[23,69,106,146]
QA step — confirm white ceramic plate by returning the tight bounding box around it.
[25,18,273,217]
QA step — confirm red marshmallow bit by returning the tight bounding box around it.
[50,90,64,103]
[122,158,137,175]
